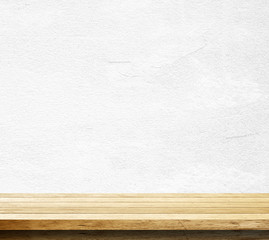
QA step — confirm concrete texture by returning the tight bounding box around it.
[0,0,269,193]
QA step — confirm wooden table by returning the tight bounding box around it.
[0,193,269,231]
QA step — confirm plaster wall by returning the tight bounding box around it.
[0,0,268,192]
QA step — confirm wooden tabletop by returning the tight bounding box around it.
[0,194,269,230]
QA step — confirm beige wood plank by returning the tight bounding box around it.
[1,202,269,208]
[1,197,269,203]
[1,230,269,240]
[1,193,269,198]
[1,214,269,220]
[1,207,269,214]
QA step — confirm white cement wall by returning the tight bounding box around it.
[0,0,268,193]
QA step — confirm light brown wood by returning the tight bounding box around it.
[1,207,269,214]
[1,193,269,198]
[1,230,269,240]
[1,219,269,230]
[1,214,269,219]
[0,194,269,230]
[1,197,269,202]
[2,202,269,207]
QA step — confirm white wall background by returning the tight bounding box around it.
[0,0,269,193]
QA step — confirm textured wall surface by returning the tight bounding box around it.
[0,0,268,193]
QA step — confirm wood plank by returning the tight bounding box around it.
[1,197,269,203]
[0,219,269,230]
[1,230,269,240]
[1,193,269,198]
[0,207,268,214]
[1,214,269,220]
[1,202,269,207]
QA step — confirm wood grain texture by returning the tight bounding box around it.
[1,219,269,230]
[1,198,269,202]
[0,194,269,230]
[1,193,269,198]
[1,231,269,240]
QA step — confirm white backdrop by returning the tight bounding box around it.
[0,0,268,192]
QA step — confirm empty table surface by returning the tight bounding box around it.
[0,194,269,230]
